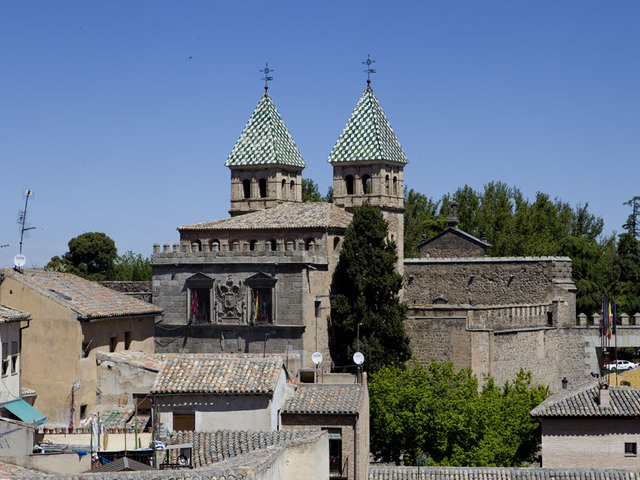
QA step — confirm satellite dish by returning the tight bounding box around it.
[353,352,365,365]
[13,254,26,267]
[311,352,323,365]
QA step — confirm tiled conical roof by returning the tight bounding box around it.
[328,86,408,164]
[225,93,306,168]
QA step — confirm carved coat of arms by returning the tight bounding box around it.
[215,275,246,323]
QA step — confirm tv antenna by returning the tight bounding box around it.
[17,189,35,255]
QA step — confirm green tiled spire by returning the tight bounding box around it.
[328,86,408,164]
[225,93,306,168]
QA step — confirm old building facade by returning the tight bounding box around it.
[152,84,407,371]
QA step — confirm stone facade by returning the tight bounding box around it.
[404,256,578,391]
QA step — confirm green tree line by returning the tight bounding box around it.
[405,183,640,317]
[369,361,549,467]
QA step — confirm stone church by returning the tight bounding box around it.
[152,80,407,373]
[153,77,609,391]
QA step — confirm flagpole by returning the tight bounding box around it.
[614,297,618,387]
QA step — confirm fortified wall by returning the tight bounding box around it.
[404,256,579,391]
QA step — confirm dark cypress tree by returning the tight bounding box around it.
[329,203,411,373]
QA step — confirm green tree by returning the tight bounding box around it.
[403,188,445,258]
[330,203,411,373]
[369,361,549,467]
[112,251,152,281]
[46,232,117,281]
[302,178,323,202]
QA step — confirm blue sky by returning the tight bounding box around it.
[1,1,638,268]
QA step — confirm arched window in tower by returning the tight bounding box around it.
[345,175,354,195]
[290,180,295,196]
[243,179,251,199]
[393,176,398,195]
[281,179,287,199]
[362,175,372,194]
[259,179,267,198]
[385,175,390,194]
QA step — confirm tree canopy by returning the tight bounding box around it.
[302,178,333,203]
[369,360,549,467]
[329,203,411,373]
[46,232,152,281]
[403,183,639,316]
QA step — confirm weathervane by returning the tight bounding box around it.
[260,62,274,92]
[362,54,376,85]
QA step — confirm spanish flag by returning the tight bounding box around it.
[254,294,259,322]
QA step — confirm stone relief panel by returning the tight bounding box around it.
[215,275,247,324]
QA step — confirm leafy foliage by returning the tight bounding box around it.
[403,183,624,315]
[330,203,411,373]
[369,361,549,467]
[302,178,333,203]
[112,251,152,281]
[46,233,152,281]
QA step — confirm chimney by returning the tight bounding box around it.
[599,384,611,408]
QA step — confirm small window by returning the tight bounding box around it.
[285,240,295,251]
[211,240,220,252]
[10,342,17,375]
[290,180,295,193]
[393,176,398,195]
[625,442,637,456]
[385,175,390,193]
[333,237,340,250]
[345,175,354,195]
[231,240,240,252]
[322,428,343,476]
[251,288,274,324]
[547,312,553,326]
[268,239,277,251]
[125,331,132,350]
[259,178,267,198]
[315,300,321,317]
[281,179,287,198]
[109,336,117,353]
[249,240,257,251]
[192,241,201,252]
[82,340,92,358]
[80,405,88,420]
[243,179,251,199]
[173,413,195,432]
[362,175,371,194]
[2,343,8,377]
[305,238,315,251]
[189,287,211,324]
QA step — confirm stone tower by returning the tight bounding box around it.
[226,91,306,217]
[328,83,408,271]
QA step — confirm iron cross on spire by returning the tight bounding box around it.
[260,62,274,92]
[362,54,376,85]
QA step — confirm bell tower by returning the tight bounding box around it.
[225,64,306,217]
[328,61,407,272]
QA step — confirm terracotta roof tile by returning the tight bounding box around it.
[531,383,640,417]
[283,383,364,414]
[0,304,30,322]
[369,467,640,480]
[152,356,284,394]
[4,269,162,320]
[166,429,321,468]
[179,202,352,232]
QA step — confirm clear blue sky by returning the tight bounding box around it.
[1,1,638,268]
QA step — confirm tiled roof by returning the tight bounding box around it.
[225,93,305,168]
[530,383,640,417]
[283,383,364,414]
[0,304,30,322]
[179,202,352,232]
[369,467,640,480]
[3,269,162,320]
[328,86,408,165]
[0,461,42,477]
[166,429,321,468]
[96,351,168,373]
[152,357,284,394]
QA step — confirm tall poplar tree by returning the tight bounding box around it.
[329,203,411,373]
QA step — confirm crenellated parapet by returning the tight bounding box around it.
[152,241,328,265]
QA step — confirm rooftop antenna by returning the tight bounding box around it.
[15,190,34,269]
[260,62,274,93]
[362,54,376,86]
